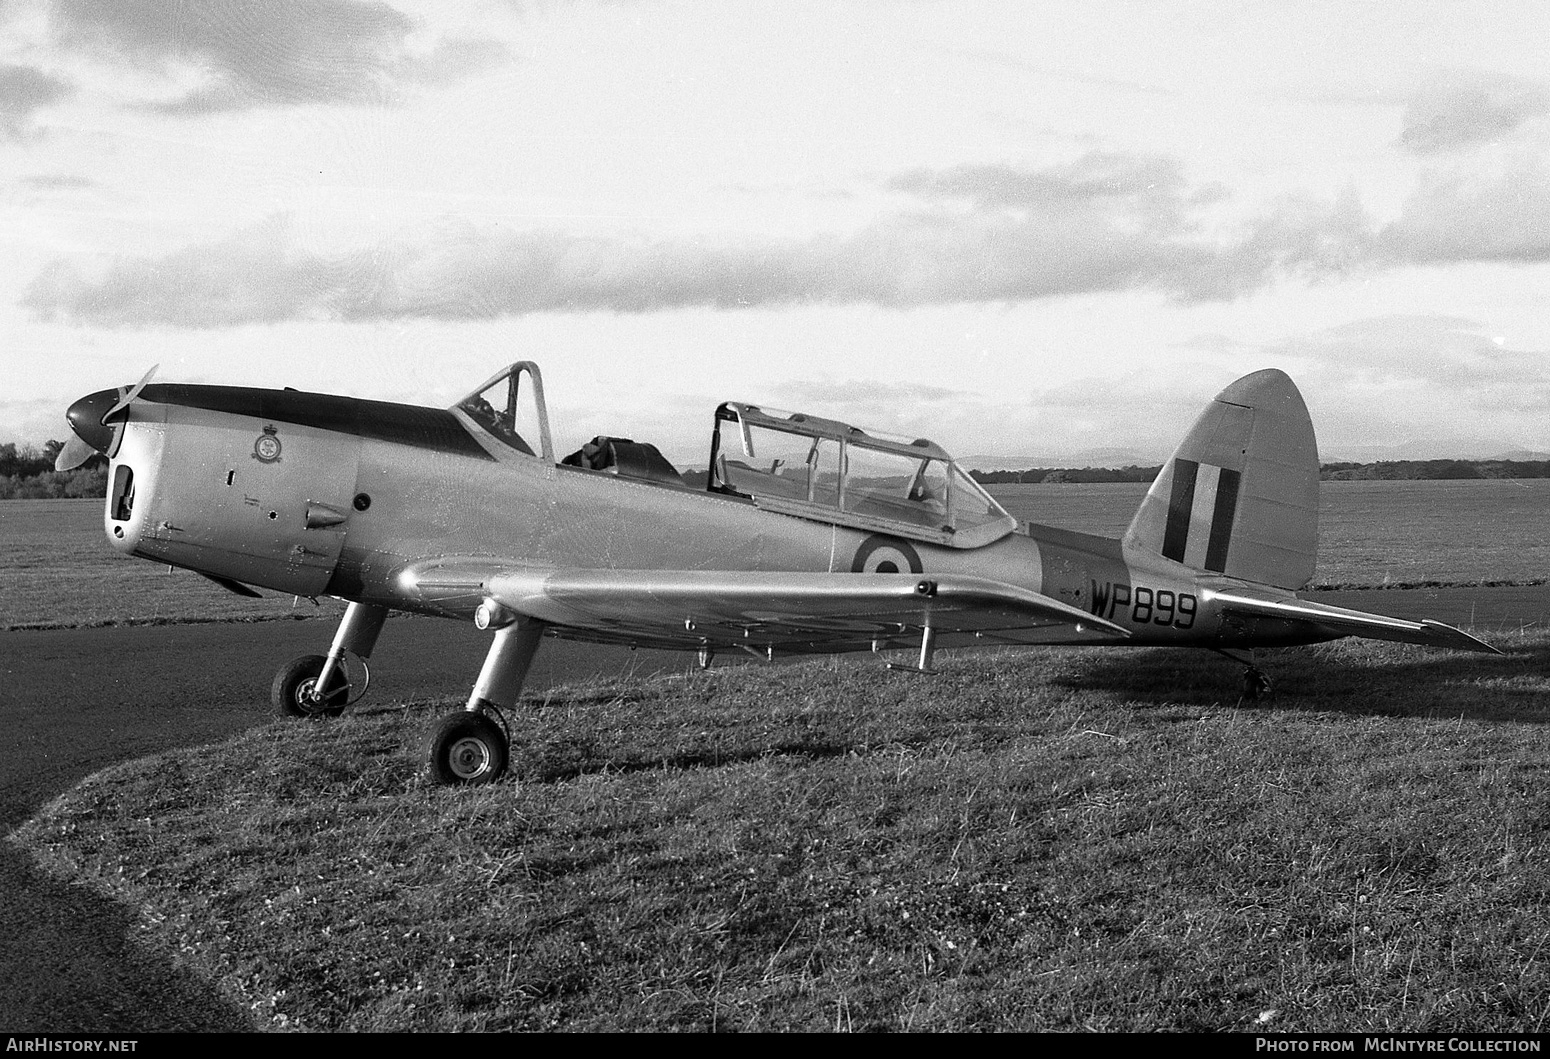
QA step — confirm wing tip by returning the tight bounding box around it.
[1419,620,1504,655]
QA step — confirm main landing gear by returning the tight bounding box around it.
[426,711,508,785]
[1241,666,1273,702]
[271,601,387,718]
[424,615,546,786]
[272,600,545,786]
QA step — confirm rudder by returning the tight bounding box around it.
[1123,369,1318,590]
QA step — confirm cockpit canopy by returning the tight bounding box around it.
[452,363,1016,549]
[709,402,1016,549]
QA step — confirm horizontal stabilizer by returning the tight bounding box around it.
[1208,586,1501,654]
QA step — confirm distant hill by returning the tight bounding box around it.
[1320,459,1550,481]
[969,466,1161,485]
[963,448,1158,472]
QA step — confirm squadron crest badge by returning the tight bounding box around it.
[252,424,282,463]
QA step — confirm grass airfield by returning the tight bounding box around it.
[5,485,1550,1031]
[14,637,1550,1031]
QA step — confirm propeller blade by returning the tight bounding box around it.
[101,363,159,424]
[54,433,99,471]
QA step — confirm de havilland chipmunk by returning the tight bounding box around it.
[55,361,1498,784]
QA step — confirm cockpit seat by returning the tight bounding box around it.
[562,436,691,490]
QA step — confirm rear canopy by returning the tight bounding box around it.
[709,402,1016,550]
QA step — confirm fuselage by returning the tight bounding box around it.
[92,382,1322,654]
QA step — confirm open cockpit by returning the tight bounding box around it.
[453,362,1016,548]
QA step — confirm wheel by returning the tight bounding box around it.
[1241,667,1272,701]
[427,711,509,786]
[271,654,349,719]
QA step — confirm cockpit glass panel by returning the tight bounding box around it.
[842,446,949,530]
[946,464,1009,533]
[715,421,837,503]
[457,373,536,456]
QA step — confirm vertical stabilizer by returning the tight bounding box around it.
[1123,369,1318,590]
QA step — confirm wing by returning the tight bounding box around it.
[402,562,1129,654]
[1207,585,1501,654]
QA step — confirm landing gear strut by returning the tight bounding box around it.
[271,601,387,718]
[425,616,547,786]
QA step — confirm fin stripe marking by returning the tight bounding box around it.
[1161,458,1198,562]
[1205,468,1241,572]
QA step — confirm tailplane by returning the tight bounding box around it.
[1123,369,1318,591]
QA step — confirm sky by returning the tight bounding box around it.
[6,0,1550,466]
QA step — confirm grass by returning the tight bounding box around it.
[14,635,1550,1032]
[0,499,342,629]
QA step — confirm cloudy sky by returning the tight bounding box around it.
[6,0,1550,465]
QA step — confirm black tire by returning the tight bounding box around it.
[271,654,349,719]
[1241,668,1272,701]
[427,711,508,786]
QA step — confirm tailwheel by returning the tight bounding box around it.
[427,711,509,786]
[271,654,350,719]
[1241,667,1273,702]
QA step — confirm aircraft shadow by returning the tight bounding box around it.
[0,839,253,1032]
[512,734,854,785]
[1048,641,1550,724]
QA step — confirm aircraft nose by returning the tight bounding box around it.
[54,388,123,469]
[65,388,122,453]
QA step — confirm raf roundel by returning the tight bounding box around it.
[850,534,923,575]
[252,425,282,463]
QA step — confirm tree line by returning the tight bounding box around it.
[0,441,107,499]
[970,460,1550,485]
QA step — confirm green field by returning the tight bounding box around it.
[5,480,1549,630]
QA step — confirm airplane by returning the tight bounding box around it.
[55,361,1499,785]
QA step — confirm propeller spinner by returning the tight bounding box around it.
[55,364,158,471]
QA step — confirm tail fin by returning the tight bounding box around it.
[1123,369,1318,590]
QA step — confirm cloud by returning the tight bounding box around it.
[25,217,332,326]
[1377,161,1550,265]
[24,148,1550,328]
[1282,317,1550,442]
[1398,71,1550,154]
[0,64,72,138]
[49,0,507,112]
[19,173,94,190]
[889,153,1205,216]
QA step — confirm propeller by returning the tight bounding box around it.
[103,363,159,423]
[54,364,159,471]
[54,432,98,472]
